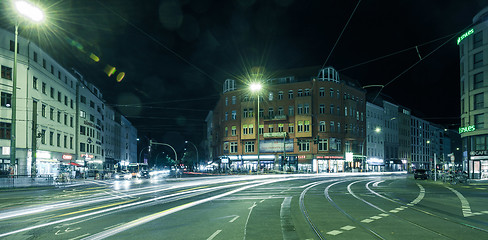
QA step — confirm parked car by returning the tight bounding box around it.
[414,169,429,180]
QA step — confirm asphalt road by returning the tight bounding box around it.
[0,173,487,239]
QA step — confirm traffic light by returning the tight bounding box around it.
[314,136,319,144]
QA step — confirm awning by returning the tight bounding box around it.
[69,162,81,166]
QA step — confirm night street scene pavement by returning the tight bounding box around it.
[1,172,488,239]
[3,0,488,239]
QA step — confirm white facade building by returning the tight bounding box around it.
[365,102,385,171]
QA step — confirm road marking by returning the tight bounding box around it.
[361,219,374,223]
[207,230,222,240]
[229,215,239,223]
[379,213,389,217]
[69,233,90,240]
[244,202,257,240]
[326,230,343,235]
[280,196,299,240]
[372,181,385,187]
[409,183,425,205]
[370,216,382,220]
[52,199,136,218]
[341,225,355,231]
[445,186,472,217]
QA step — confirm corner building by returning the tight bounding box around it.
[211,67,366,172]
[459,7,488,179]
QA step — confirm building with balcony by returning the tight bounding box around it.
[210,66,366,173]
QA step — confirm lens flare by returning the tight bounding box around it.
[116,72,125,82]
[89,53,99,62]
[104,65,116,77]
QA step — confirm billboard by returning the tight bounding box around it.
[260,139,294,153]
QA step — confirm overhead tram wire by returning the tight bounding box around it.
[320,0,362,69]
[338,32,459,72]
[371,24,476,104]
[95,0,218,85]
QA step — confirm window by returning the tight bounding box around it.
[90,114,95,122]
[70,137,73,149]
[298,89,303,97]
[225,97,228,106]
[298,121,303,132]
[80,126,86,135]
[268,107,274,117]
[33,76,38,89]
[58,91,62,102]
[319,104,325,114]
[225,112,228,121]
[230,142,238,153]
[474,93,484,110]
[50,87,54,98]
[64,135,67,148]
[305,88,310,96]
[475,114,484,129]
[57,133,61,147]
[304,120,310,132]
[297,104,303,115]
[249,108,254,117]
[288,106,294,116]
[80,142,85,152]
[57,111,61,123]
[278,107,284,115]
[1,92,11,107]
[9,40,19,53]
[330,104,334,114]
[474,52,483,69]
[474,31,483,48]
[225,127,228,137]
[245,141,255,153]
[259,125,264,135]
[232,110,236,120]
[304,104,310,114]
[0,122,11,139]
[70,116,73,127]
[80,96,86,104]
[288,123,294,133]
[90,101,95,108]
[50,108,54,120]
[298,141,310,152]
[474,72,484,89]
[330,88,334,97]
[249,124,254,134]
[288,90,293,99]
[243,125,248,135]
[243,109,248,118]
[268,92,273,101]
[231,126,236,136]
[259,108,264,118]
[43,59,46,69]
[40,129,45,144]
[278,91,283,100]
[65,96,68,106]
[41,104,46,117]
[330,121,335,132]
[64,114,68,125]
[232,96,236,104]
[33,51,38,62]
[278,124,283,132]
[80,110,86,118]
[58,71,61,80]
[319,87,325,97]
[268,124,274,133]
[42,82,46,94]
[1,66,12,80]
[319,121,326,132]
[318,139,328,151]
[70,99,74,109]
[51,65,54,74]
[49,131,54,145]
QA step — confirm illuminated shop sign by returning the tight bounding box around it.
[62,155,73,160]
[316,156,343,159]
[457,29,474,45]
[459,125,475,134]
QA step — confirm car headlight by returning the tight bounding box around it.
[115,175,120,179]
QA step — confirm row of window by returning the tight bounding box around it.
[38,129,74,149]
[226,89,363,105]
[228,138,332,154]
[226,105,364,121]
[224,121,364,137]
[34,76,75,109]
[40,104,74,127]
[80,142,102,155]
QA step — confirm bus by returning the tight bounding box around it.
[127,163,149,178]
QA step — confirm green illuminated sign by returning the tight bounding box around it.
[459,125,476,134]
[457,29,474,45]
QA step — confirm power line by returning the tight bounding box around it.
[320,0,362,69]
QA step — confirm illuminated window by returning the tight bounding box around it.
[288,123,294,133]
[245,141,255,153]
[1,92,11,108]
[232,126,236,136]
[298,121,303,132]
[268,92,273,101]
[278,124,283,132]
[249,124,254,134]
[268,124,274,133]
[304,121,310,132]
[243,125,248,135]
[232,110,236,120]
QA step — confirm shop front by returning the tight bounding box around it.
[469,151,488,179]
[313,155,345,173]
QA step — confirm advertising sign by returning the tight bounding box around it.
[260,139,294,153]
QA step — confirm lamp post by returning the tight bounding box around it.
[250,82,262,170]
[10,0,44,174]
[185,141,199,170]
[139,146,150,164]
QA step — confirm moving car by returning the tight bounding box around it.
[414,169,428,180]
[114,170,132,180]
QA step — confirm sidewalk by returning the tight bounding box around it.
[0,176,93,189]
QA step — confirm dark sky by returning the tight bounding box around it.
[4,0,488,144]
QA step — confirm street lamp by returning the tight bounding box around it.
[185,141,199,170]
[249,82,262,170]
[11,0,44,174]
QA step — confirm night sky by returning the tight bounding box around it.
[3,0,488,145]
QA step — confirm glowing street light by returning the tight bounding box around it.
[249,82,263,170]
[11,0,45,175]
